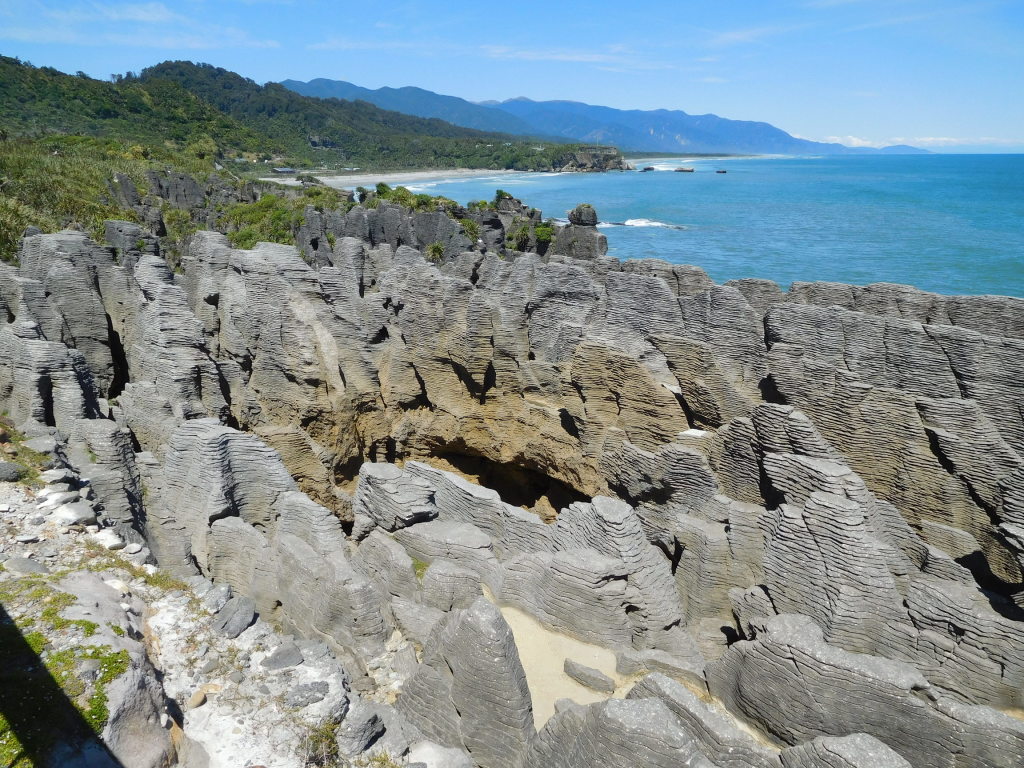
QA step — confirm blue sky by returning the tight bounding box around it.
[2,0,1022,151]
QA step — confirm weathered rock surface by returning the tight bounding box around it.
[397,598,535,768]
[3,221,1024,768]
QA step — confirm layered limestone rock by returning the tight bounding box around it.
[3,221,1024,768]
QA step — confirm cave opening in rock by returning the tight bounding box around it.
[105,313,130,400]
[36,374,55,427]
[428,447,589,521]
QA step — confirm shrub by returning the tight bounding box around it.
[221,194,304,250]
[425,242,445,264]
[507,224,530,251]
[460,218,480,243]
[534,222,554,246]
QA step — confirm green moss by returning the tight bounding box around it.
[108,624,125,638]
[40,646,129,734]
[354,753,403,768]
[38,591,98,637]
[142,569,190,593]
[0,415,49,486]
[46,648,87,700]
[411,557,430,581]
[80,539,190,595]
[80,648,130,733]
[0,713,33,768]
[0,566,136,763]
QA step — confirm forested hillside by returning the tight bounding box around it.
[0,56,616,171]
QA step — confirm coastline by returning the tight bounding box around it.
[261,167,524,190]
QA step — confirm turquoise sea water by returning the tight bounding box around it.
[405,154,1024,298]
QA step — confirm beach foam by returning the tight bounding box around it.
[599,218,687,230]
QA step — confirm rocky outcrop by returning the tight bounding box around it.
[2,220,1024,768]
[551,204,608,260]
[397,598,535,768]
[553,146,633,172]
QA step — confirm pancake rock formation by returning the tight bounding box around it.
[1,208,1023,767]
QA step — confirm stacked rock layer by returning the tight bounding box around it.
[1,217,1022,768]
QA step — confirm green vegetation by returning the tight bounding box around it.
[371,182,458,214]
[0,135,142,263]
[1,56,591,264]
[39,591,98,638]
[0,572,130,765]
[298,716,341,767]
[1,56,623,177]
[80,539,191,594]
[80,647,130,732]
[0,57,270,157]
[162,206,197,244]
[219,184,352,251]
[425,242,445,264]
[459,218,480,242]
[133,61,608,171]
[411,557,430,581]
[222,194,306,250]
[534,221,555,246]
[353,754,403,768]
[0,413,49,485]
[507,223,531,251]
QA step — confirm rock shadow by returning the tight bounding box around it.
[0,603,124,767]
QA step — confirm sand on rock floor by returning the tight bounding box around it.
[495,603,635,728]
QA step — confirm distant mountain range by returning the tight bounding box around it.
[282,78,927,156]
[0,56,622,172]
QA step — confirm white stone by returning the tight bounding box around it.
[37,491,79,509]
[52,502,97,526]
[89,528,125,550]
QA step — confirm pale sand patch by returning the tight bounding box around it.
[260,167,521,191]
[496,602,636,728]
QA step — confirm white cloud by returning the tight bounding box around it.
[845,3,986,32]
[706,24,810,47]
[903,136,1023,147]
[306,38,425,52]
[47,2,186,24]
[481,45,623,64]
[0,13,278,49]
[823,135,885,147]
[480,44,676,71]
[817,135,1022,148]
[304,39,674,72]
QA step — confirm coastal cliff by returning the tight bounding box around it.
[2,203,1023,767]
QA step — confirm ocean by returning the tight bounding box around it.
[402,154,1024,298]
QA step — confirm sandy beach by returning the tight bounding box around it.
[260,167,522,190]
